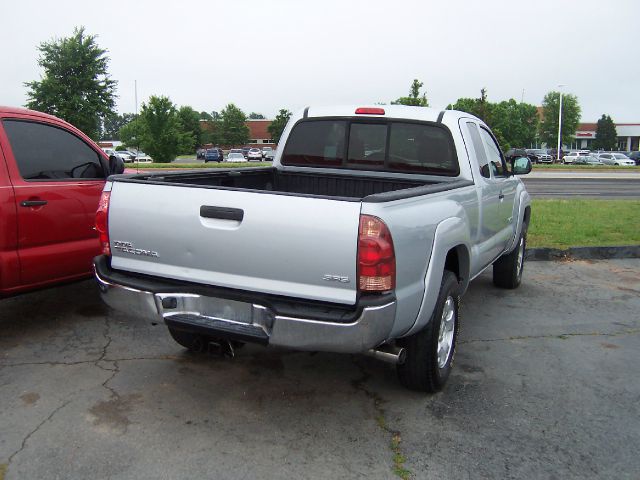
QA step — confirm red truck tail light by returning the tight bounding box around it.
[358,215,395,292]
[95,191,111,256]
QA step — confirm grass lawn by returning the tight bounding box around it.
[528,199,640,249]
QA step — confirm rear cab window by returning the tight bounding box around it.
[281,118,459,176]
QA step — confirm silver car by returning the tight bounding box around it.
[597,153,635,166]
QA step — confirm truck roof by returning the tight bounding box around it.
[300,105,475,123]
[0,106,63,122]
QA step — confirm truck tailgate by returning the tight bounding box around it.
[108,182,361,304]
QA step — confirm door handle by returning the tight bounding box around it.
[200,206,244,221]
[20,200,48,207]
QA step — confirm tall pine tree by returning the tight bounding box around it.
[593,114,617,151]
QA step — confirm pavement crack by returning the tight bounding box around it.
[459,328,640,344]
[0,355,180,369]
[5,399,72,472]
[350,357,412,480]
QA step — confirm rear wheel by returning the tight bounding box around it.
[396,270,460,392]
[493,224,527,289]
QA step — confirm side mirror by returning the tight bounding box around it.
[512,156,532,175]
[108,155,125,175]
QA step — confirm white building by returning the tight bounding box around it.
[572,123,640,151]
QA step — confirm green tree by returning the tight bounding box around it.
[593,114,617,150]
[102,113,135,140]
[539,91,581,148]
[448,88,491,123]
[120,96,191,162]
[24,27,117,140]
[491,99,539,148]
[218,103,249,146]
[249,112,265,119]
[449,90,538,150]
[200,111,213,121]
[391,79,429,107]
[267,109,292,144]
[177,105,202,152]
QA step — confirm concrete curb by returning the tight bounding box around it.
[526,245,640,261]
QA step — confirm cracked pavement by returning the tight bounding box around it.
[1,259,639,479]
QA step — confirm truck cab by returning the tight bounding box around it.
[0,106,123,297]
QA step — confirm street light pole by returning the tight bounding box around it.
[556,84,566,162]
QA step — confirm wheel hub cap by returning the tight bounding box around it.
[437,296,456,369]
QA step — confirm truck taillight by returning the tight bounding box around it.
[358,215,395,292]
[95,191,111,256]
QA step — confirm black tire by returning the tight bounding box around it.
[396,270,460,392]
[168,327,205,352]
[493,223,527,289]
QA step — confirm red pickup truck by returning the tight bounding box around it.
[0,106,123,297]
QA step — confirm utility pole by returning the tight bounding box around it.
[556,84,566,162]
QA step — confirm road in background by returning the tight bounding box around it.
[522,176,640,199]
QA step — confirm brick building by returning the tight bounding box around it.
[200,119,275,149]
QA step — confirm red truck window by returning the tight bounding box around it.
[3,120,105,180]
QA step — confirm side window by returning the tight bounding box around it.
[479,127,506,177]
[2,120,105,181]
[466,122,491,178]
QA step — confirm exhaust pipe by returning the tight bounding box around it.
[207,339,235,358]
[365,346,406,365]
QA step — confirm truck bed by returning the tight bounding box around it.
[117,167,444,201]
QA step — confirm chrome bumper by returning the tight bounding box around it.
[95,270,396,354]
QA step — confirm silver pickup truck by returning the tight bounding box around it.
[94,105,532,392]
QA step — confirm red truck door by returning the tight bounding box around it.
[0,117,106,289]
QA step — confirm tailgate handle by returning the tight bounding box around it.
[200,206,244,221]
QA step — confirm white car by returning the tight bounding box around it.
[247,148,262,161]
[261,146,273,159]
[129,150,153,163]
[226,152,246,162]
[597,153,635,166]
[562,151,590,164]
[102,148,132,163]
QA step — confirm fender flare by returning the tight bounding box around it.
[400,216,471,338]
[505,190,531,253]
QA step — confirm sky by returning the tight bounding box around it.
[2,0,639,122]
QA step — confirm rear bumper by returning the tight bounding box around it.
[94,259,396,353]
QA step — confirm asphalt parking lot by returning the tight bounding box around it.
[1,259,639,479]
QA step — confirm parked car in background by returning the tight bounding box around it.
[242,147,251,159]
[597,153,636,166]
[264,149,276,161]
[547,148,566,162]
[573,155,603,165]
[204,148,224,163]
[247,148,262,161]
[627,151,640,165]
[562,151,590,164]
[0,106,124,298]
[102,148,132,163]
[227,152,246,162]
[505,148,528,163]
[525,149,554,164]
[196,148,206,159]
[261,146,273,158]
[129,149,153,163]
